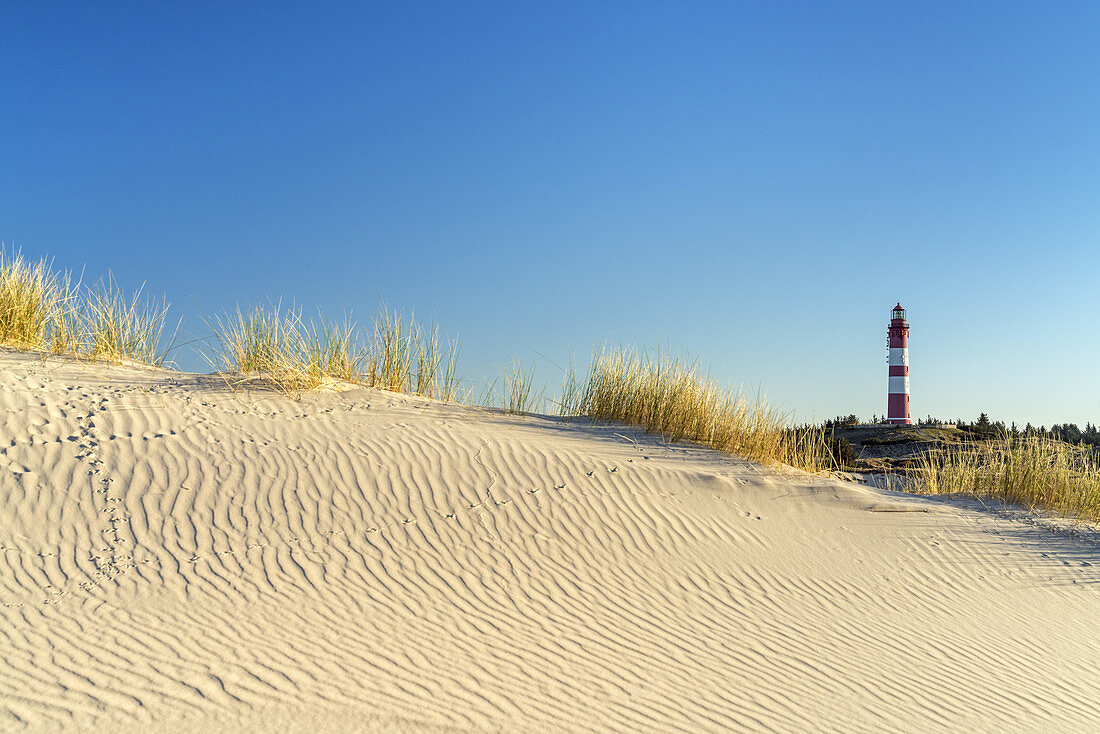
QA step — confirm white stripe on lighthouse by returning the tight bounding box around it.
[888,376,910,394]
[888,348,909,367]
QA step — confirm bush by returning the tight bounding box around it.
[826,437,857,468]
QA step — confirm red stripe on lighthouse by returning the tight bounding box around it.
[888,393,909,423]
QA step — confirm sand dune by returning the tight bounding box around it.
[1,351,1097,733]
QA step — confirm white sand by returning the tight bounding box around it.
[1,351,1097,733]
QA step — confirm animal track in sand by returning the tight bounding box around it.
[43,394,139,603]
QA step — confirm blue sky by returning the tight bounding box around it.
[3,1,1099,426]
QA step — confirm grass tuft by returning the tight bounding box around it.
[86,277,170,365]
[365,308,458,400]
[211,305,362,394]
[914,436,1100,522]
[484,360,542,414]
[0,249,170,365]
[562,346,832,472]
[212,304,459,399]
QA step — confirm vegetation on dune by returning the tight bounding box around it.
[826,412,1100,521]
[0,249,170,365]
[0,250,843,473]
[478,360,543,414]
[211,305,344,393]
[210,304,459,400]
[823,435,857,466]
[914,436,1100,522]
[14,248,1100,515]
[560,346,834,473]
[85,277,171,365]
[366,307,458,400]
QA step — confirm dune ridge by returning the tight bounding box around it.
[0,351,1097,733]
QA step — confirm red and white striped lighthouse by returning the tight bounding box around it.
[886,303,911,425]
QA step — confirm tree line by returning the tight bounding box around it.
[823,413,1100,449]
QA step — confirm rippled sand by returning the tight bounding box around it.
[1,352,1097,733]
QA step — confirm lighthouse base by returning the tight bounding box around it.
[887,393,910,425]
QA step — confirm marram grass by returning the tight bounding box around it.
[561,347,833,473]
[914,436,1100,522]
[212,304,459,400]
[211,305,330,393]
[366,308,458,400]
[480,360,543,414]
[86,277,170,365]
[0,249,170,365]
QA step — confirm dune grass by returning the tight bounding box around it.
[366,308,458,400]
[212,304,459,399]
[479,360,543,414]
[211,305,339,393]
[914,436,1100,522]
[0,250,171,365]
[502,360,540,413]
[0,250,76,351]
[86,278,170,365]
[561,347,832,472]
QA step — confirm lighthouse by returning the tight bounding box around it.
[886,303,911,425]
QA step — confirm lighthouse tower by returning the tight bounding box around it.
[886,303,911,425]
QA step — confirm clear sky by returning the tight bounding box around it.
[3,1,1099,427]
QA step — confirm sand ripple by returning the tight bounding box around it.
[1,354,1098,732]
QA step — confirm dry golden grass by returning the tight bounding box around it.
[210,305,338,393]
[0,251,72,350]
[365,308,457,400]
[562,347,832,472]
[0,250,170,365]
[480,360,542,414]
[212,304,459,399]
[86,278,170,365]
[914,436,1100,522]
[503,360,540,413]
